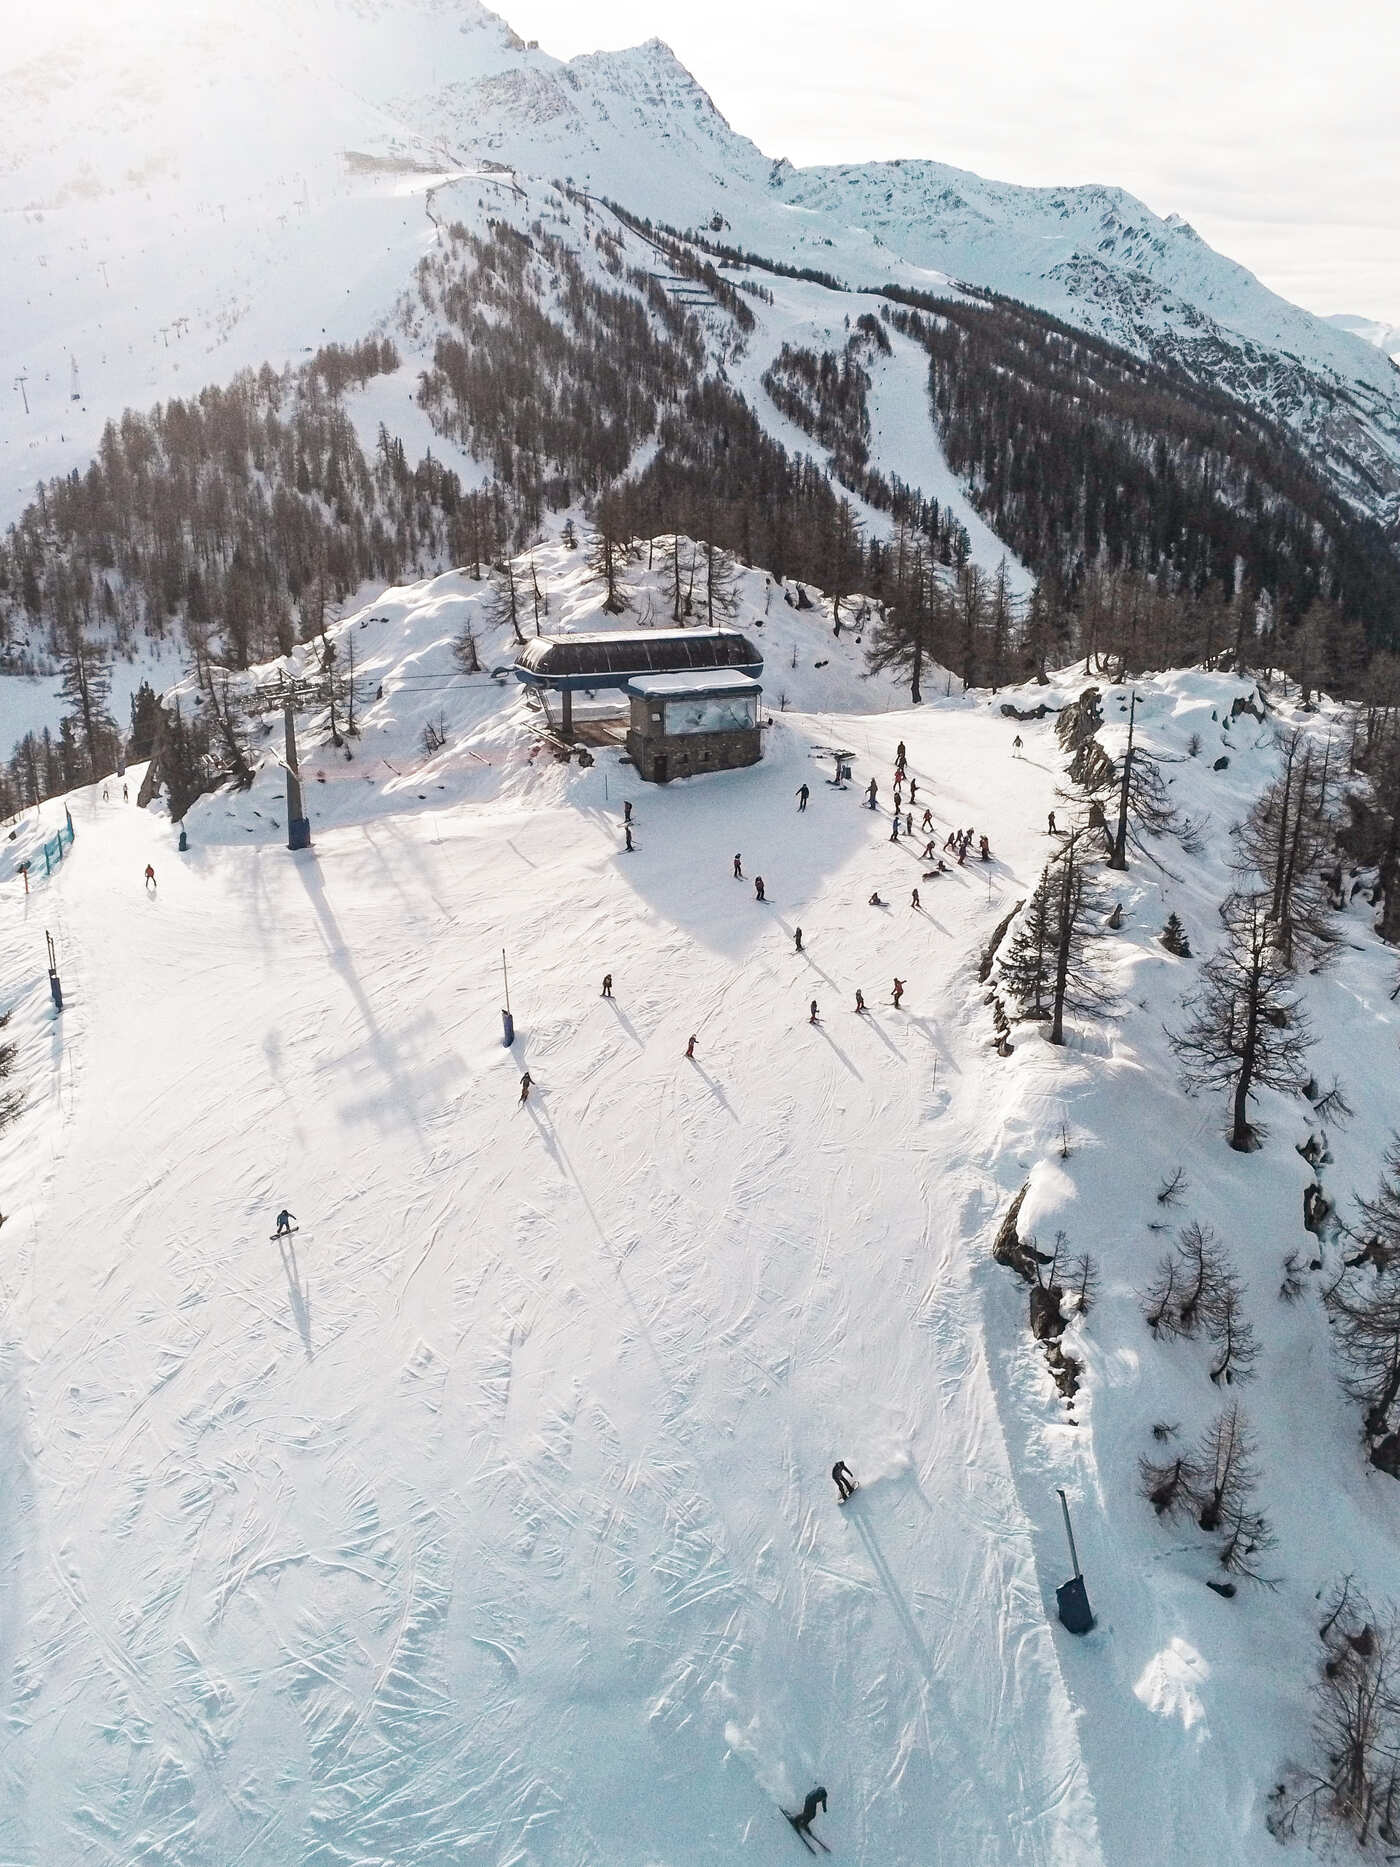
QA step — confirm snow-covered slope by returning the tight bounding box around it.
[1327,313,1400,366]
[2,535,1399,1861]
[5,0,1400,533]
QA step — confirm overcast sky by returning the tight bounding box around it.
[501,0,1400,328]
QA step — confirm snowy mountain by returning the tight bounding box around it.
[4,0,1400,534]
[1327,313,1400,366]
[2,538,1398,1862]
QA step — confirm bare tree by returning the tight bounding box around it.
[1195,1402,1259,1534]
[1208,1272,1259,1385]
[1170,891,1314,1150]
[1232,730,1340,969]
[1326,1260,1400,1449]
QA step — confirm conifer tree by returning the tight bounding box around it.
[1171,891,1313,1150]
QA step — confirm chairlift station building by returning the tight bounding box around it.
[514,629,764,781]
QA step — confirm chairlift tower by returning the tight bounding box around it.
[284,687,311,851]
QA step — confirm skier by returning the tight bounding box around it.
[1048,810,1058,834]
[519,1071,533,1105]
[892,978,906,1007]
[889,815,900,842]
[623,800,633,823]
[893,785,902,813]
[911,888,921,910]
[1012,734,1024,756]
[909,778,918,804]
[979,834,990,861]
[755,876,766,902]
[122,783,129,802]
[794,926,803,952]
[601,973,613,997]
[624,824,634,852]
[895,740,907,766]
[809,999,820,1024]
[905,812,912,836]
[796,783,810,812]
[274,1208,296,1239]
[854,989,866,1013]
[831,1461,857,1501]
[102,786,109,801]
[734,853,743,879]
[788,1785,830,1854]
[686,1034,697,1059]
[866,778,878,810]
[920,838,937,860]
[144,863,156,890]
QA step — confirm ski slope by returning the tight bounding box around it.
[2,569,1399,1861]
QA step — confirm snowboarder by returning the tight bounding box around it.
[144,863,156,890]
[911,888,921,910]
[1048,810,1057,834]
[755,876,766,902]
[831,1461,856,1501]
[686,1034,697,1059]
[809,999,820,1024]
[601,973,613,997]
[796,784,810,811]
[854,989,866,1013]
[734,853,743,879]
[866,779,878,810]
[787,1785,830,1854]
[1012,734,1023,756]
[794,927,803,952]
[624,824,634,852]
[519,1071,533,1105]
[275,1208,296,1239]
[892,978,905,1007]
[868,891,885,907]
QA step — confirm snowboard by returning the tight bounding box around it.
[786,1815,831,1854]
[271,1227,300,1240]
[836,1483,861,1506]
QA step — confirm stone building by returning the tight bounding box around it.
[625,670,763,783]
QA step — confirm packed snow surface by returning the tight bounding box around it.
[2,565,1399,1862]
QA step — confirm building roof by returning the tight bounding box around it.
[514,628,762,690]
[627,670,762,698]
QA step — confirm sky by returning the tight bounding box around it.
[500,0,1400,329]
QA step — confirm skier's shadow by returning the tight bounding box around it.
[686,1058,736,1119]
[604,998,643,1047]
[812,1023,861,1079]
[278,1235,313,1362]
[847,1501,937,1686]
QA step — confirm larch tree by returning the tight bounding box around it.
[1171,891,1314,1150]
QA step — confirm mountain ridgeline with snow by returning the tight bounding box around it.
[5,4,1400,1863]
